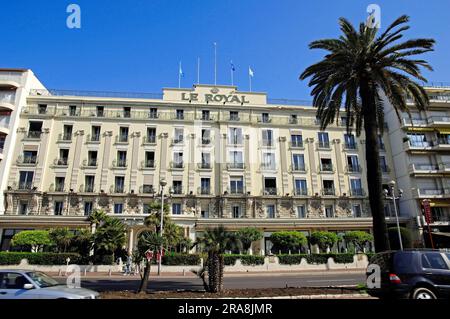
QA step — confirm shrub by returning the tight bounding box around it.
[91,254,114,265]
[222,254,265,266]
[0,252,82,265]
[277,253,357,265]
[162,253,201,265]
[236,228,263,252]
[343,231,373,253]
[309,231,339,253]
[270,231,307,253]
[388,227,412,249]
[11,230,53,252]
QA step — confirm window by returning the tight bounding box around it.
[230,176,244,194]
[145,152,155,168]
[54,201,64,215]
[320,158,333,171]
[340,116,348,126]
[149,108,158,119]
[201,152,211,168]
[289,114,298,124]
[176,109,184,120]
[232,205,241,218]
[380,156,389,172]
[123,107,131,118]
[229,128,242,145]
[421,253,449,270]
[323,180,335,195]
[146,127,156,143]
[22,151,37,164]
[115,176,125,193]
[200,178,211,194]
[91,126,101,141]
[18,202,28,215]
[344,134,357,149]
[173,181,183,194]
[347,155,360,172]
[261,113,270,123]
[438,133,450,144]
[230,111,239,121]
[318,132,330,148]
[19,171,34,190]
[0,273,31,289]
[378,135,386,149]
[262,153,275,170]
[201,129,211,144]
[142,184,154,194]
[267,205,276,218]
[262,129,273,146]
[174,128,184,143]
[291,134,303,147]
[143,204,150,214]
[84,202,93,216]
[55,177,65,192]
[88,151,97,166]
[297,206,306,218]
[119,127,129,142]
[264,178,277,195]
[28,121,43,138]
[202,110,210,120]
[96,106,104,117]
[201,210,209,218]
[350,179,363,196]
[117,151,127,167]
[325,205,334,218]
[229,151,243,169]
[173,152,183,168]
[292,154,305,171]
[172,203,182,215]
[114,203,123,214]
[353,204,362,217]
[69,105,77,116]
[85,176,95,192]
[58,149,69,165]
[294,179,307,196]
[38,104,47,114]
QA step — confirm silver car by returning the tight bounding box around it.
[0,270,99,299]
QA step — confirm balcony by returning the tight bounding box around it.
[350,188,366,197]
[57,133,72,142]
[319,164,334,173]
[289,141,304,149]
[404,140,433,151]
[346,165,362,173]
[0,91,15,107]
[291,164,307,173]
[144,135,156,144]
[380,165,391,174]
[112,159,127,168]
[16,155,38,166]
[229,116,240,122]
[317,141,331,149]
[18,182,33,190]
[409,163,440,174]
[416,188,450,198]
[263,188,278,196]
[84,185,95,193]
[260,139,275,148]
[172,186,183,195]
[198,114,215,121]
[289,117,298,124]
[140,185,155,194]
[402,118,428,127]
[260,163,276,171]
[148,112,159,119]
[228,139,243,146]
[25,131,42,140]
[344,143,358,150]
[197,162,212,170]
[54,184,65,192]
[294,188,308,196]
[322,188,336,196]
[227,187,245,195]
[54,158,68,167]
[115,135,129,144]
[141,160,155,169]
[227,162,245,170]
[171,138,184,145]
[257,116,272,123]
[428,116,450,127]
[435,138,450,149]
[198,187,211,195]
[170,161,184,169]
[200,137,212,145]
[86,134,101,143]
[113,186,125,194]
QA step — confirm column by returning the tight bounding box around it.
[159,133,169,181]
[333,138,344,195]
[188,133,196,194]
[221,133,228,194]
[278,136,288,195]
[100,131,113,192]
[70,130,85,190]
[306,138,317,195]
[244,134,252,193]
[127,228,134,255]
[34,128,51,189]
[129,132,141,192]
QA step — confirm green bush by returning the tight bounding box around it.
[91,254,114,265]
[162,253,201,265]
[270,231,307,253]
[277,253,358,265]
[0,252,82,265]
[223,254,240,266]
[222,254,265,266]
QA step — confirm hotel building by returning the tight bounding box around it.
[0,69,435,253]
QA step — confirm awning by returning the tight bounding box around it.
[431,232,450,238]
[437,129,450,135]
[406,127,435,132]
[429,200,450,207]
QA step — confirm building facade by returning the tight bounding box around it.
[0,74,411,254]
[386,84,450,247]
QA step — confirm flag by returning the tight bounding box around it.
[249,66,254,77]
[179,62,184,77]
[231,61,235,72]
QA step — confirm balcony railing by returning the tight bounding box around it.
[198,187,211,195]
[402,118,428,126]
[84,185,95,193]
[86,134,101,142]
[319,164,334,172]
[294,188,308,196]
[263,188,278,195]
[115,135,129,143]
[54,184,65,192]
[54,158,68,166]
[18,182,33,190]
[140,185,155,194]
[257,116,272,123]
[197,162,212,170]
[26,131,42,139]
[170,161,184,169]
[322,188,336,196]
[0,92,15,104]
[227,162,245,170]
[172,138,184,145]
[141,160,155,168]
[229,116,240,121]
[344,143,358,150]
[261,139,274,147]
[260,163,276,170]
[17,156,38,165]
[437,138,450,146]
[417,188,450,197]
[350,188,366,196]
[172,186,183,195]
[112,159,127,168]
[291,164,307,172]
[113,186,125,194]
[346,165,362,173]
[58,133,72,142]
[408,141,432,148]
[410,163,440,171]
[227,187,245,195]
[317,141,330,149]
[144,135,156,144]
[289,141,304,148]
[200,138,212,145]
[0,115,11,129]
[428,116,450,124]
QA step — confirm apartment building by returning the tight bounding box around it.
[386,84,450,247]
[0,79,400,254]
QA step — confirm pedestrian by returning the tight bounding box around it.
[124,254,132,276]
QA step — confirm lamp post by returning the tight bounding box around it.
[384,180,404,251]
[157,179,167,276]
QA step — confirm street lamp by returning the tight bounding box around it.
[384,180,404,250]
[157,178,167,276]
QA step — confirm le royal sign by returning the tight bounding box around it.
[181,91,250,104]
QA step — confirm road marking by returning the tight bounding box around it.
[306,279,357,283]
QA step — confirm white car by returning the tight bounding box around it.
[0,270,99,299]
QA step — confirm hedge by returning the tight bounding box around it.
[277,253,357,265]
[162,253,201,266]
[223,254,265,266]
[0,252,83,265]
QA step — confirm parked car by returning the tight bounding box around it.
[0,270,99,299]
[366,249,450,299]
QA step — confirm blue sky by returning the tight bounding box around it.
[1,0,449,100]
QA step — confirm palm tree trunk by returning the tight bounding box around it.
[218,254,224,292]
[207,251,216,292]
[360,82,391,252]
[138,260,151,293]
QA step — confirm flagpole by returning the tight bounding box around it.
[249,67,252,92]
[197,57,200,84]
[214,42,217,85]
[231,61,234,86]
[178,61,181,88]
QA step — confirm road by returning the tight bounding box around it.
[59,271,366,292]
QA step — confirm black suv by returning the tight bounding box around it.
[366,249,450,299]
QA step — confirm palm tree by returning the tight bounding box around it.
[49,227,74,253]
[195,225,241,293]
[136,231,164,293]
[300,15,434,252]
[92,217,126,260]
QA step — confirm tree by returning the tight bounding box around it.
[92,217,126,260]
[49,228,74,253]
[309,231,339,253]
[11,230,53,252]
[195,225,242,293]
[269,231,307,254]
[136,231,164,293]
[300,15,434,252]
[236,227,263,254]
[72,228,93,258]
[343,231,374,253]
[388,227,412,250]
